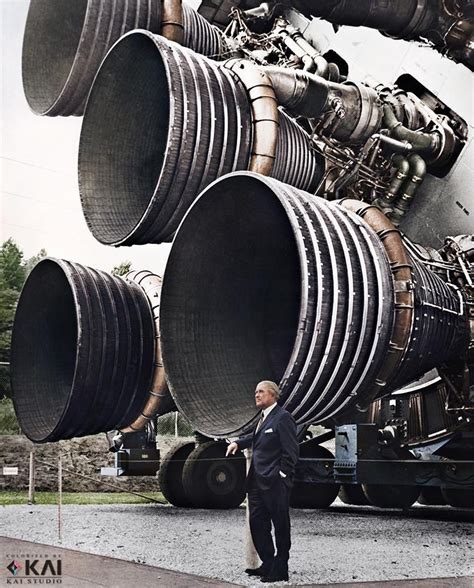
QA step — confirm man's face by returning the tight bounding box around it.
[255,384,276,410]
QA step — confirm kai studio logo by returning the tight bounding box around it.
[6,562,22,576]
[5,557,62,585]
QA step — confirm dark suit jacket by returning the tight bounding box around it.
[237,404,299,491]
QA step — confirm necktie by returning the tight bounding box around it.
[256,411,264,432]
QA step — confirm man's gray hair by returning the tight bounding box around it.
[258,380,280,399]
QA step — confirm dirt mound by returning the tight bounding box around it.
[0,435,186,492]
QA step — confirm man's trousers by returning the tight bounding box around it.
[247,478,291,573]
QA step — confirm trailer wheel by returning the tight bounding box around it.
[182,441,246,509]
[418,487,446,506]
[338,484,369,506]
[362,446,419,509]
[362,483,420,509]
[441,488,473,508]
[290,444,340,509]
[158,441,195,507]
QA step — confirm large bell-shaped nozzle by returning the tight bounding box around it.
[22,0,223,116]
[11,258,170,442]
[78,33,324,246]
[160,172,470,438]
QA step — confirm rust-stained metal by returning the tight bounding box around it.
[338,199,415,396]
[161,0,184,44]
[223,59,279,176]
[120,270,175,433]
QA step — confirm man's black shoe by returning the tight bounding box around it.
[245,565,268,577]
[260,572,289,582]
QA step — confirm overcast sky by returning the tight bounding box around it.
[1,0,171,275]
[1,1,472,276]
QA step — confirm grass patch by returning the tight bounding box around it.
[0,491,166,506]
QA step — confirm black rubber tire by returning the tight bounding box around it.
[158,441,195,507]
[339,484,370,506]
[418,487,447,506]
[290,444,340,509]
[362,447,419,509]
[362,483,420,509]
[441,488,473,508]
[182,441,246,509]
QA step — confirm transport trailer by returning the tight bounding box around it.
[99,399,474,511]
[294,423,474,509]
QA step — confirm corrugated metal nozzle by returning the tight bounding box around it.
[11,258,157,442]
[160,172,469,438]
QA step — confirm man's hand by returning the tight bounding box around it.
[226,441,239,456]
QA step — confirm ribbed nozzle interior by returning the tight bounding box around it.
[79,32,170,245]
[11,258,156,443]
[161,175,302,437]
[11,259,78,442]
[22,0,88,114]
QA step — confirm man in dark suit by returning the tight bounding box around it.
[226,380,299,583]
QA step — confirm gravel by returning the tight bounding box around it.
[2,500,473,585]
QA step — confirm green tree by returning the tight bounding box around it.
[111,260,132,277]
[0,240,47,400]
[0,238,26,290]
[24,248,48,276]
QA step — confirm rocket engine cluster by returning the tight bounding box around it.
[12,0,473,458]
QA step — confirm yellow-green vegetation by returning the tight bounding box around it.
[0,491,166,506]
[0,398,20,434]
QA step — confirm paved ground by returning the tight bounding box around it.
[1,537,473,588]
[1,500,473,586]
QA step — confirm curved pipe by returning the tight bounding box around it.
[11,258,156,442]
[279,29,330,78]
[79,34,323,245]
[389,153,427,226]
[223,59,279,175]
[338,199,414,394]
[373,154,410,212]
[161,0,184,44]
[383,104,438,156]
[120,270,176,433]
[160,172,469,437]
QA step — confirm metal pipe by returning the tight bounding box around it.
[383,104,438,157]
[262,66,381,142]
[160,172,469,438]
[373,154,410,213]
[119,270,176,433]
[223,59,279,176]
[10,258,158,443]
[79,33,324,245]
[389,153,427,226]
[339,199,415,394]
[161,0,184,44]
